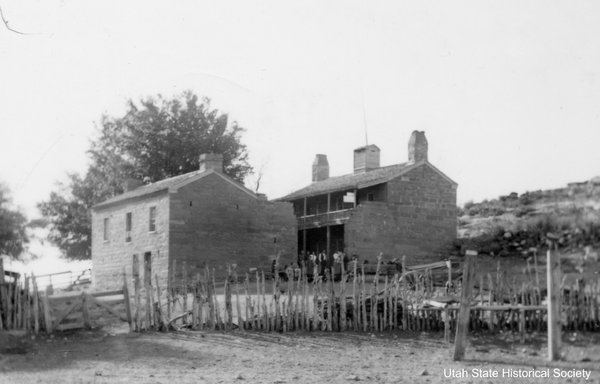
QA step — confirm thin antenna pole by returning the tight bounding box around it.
[360,86,369,146]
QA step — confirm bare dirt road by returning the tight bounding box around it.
[1,326,599,383]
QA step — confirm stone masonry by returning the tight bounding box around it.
[92,162,297,291]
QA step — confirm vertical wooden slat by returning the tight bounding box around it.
[235,270,242,330]
[401,256,408,331]
[182,261,188,326]
[453,250,476,361]
[32,275,39,334]
[244,273,250,330]
[43,285,53,333]
[547,243,561,361]
[82,293,91,329]
[155,274,164,330]
[133,255,142,331]
[122,267,133,331]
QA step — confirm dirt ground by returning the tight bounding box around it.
[1,326,599,384]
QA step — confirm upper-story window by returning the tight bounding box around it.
[149,206,157,232]
[103,218,110,242]
[125,212,132,242]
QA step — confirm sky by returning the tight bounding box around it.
[1,1,600,237]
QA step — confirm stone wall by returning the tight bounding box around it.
[345,163,457,265]
[169,173,297,282]
[91,193,170,291]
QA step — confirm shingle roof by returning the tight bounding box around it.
[278,160,458,201]
[278,162,417,201]
[93,169,256,210]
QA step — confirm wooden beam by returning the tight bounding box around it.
[52,299,81,328]
[547,243,562,361]
[82,293,91,329]
[132,254,141,331]
[42,286,53,333]
[87,294,128,322]
[453,250,476,361]
[0,257,4,284]
[122,267,133,331]
[326,226,331,260]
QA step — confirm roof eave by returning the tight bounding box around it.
[92,189,169,211]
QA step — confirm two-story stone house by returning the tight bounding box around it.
[91,154,296,291]
[279,131,457,265]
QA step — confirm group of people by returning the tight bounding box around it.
[270,250,356,281]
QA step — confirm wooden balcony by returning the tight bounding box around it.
[297,209,353,230]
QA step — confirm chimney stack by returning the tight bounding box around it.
[199,153,224,172]
[353,144,380,173]
[312,154,329,182]
[408,131,428,163]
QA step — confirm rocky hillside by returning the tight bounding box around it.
[454,177,600,259]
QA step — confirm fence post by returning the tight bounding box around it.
[122,267,133,331]
[0,257,4,331]
[547,235,561,361]
[453,250,476,361]
[43,285,53,333]
[132,254,141,331]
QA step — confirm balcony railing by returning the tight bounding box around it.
[297,208,353,229]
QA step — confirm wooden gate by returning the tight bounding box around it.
[43,289,132,332]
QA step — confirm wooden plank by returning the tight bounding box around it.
[33,276,39,334]
[122,267,133,331]
[453,250,476,361]
[53,299,82,326]
[144,255,153,330]
[55,322,84,331]
[91,290,124,298]
[155,274,164,330]
[87,294,128,322]
[547,244,561,361]
[42,287,53,333]
[82,293,91,329]
[132,254,141,331]
[401,255,408,331]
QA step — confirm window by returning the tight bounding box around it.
[367,193,374,202]
[125,212,132,242]
[103,218,110,242]
[149,206,157,232]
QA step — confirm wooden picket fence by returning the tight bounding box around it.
[2,255,599,336]
[130,256,600,338]
[0,259,131,333]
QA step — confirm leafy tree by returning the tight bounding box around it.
[39,91,253,259]
[0,183,28,258]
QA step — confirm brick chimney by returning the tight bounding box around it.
[353,144,380,173]
[123,178,144,192]
[312,154,329,182]
[408,131,428,163]
[199,153,223,172]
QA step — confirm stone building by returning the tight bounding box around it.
[279,131,457,265]
[91,154,296,291]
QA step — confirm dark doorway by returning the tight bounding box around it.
[299,224,345,256]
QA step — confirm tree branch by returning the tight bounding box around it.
[0,5,27,35]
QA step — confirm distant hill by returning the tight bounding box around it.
[455,176,600,257]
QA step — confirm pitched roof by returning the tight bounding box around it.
[93,169,256,210]
[278,160,457,201]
